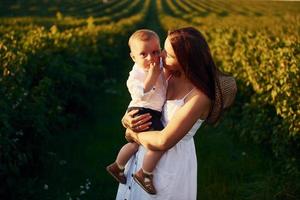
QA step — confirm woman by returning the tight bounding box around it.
[116,27,236,200]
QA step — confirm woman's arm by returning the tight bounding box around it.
[127,91,211,151]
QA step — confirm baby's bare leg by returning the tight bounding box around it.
[116,142,139,167]
[142,150,164,173]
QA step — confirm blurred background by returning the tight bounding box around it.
[0,0,299,199]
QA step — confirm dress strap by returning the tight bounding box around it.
[166,74,172,82]
[182,88,195,100]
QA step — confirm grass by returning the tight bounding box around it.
[34,73,131,200]
[196,123,276,200]
[33,79,298,200]
[3,1,299,199]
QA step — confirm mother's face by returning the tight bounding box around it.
[162,37,181,71]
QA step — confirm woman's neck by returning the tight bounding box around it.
[167,71,194,100]
[174,70,191,85]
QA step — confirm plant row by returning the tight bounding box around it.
[157,0,300,176]
[0,0,150,198]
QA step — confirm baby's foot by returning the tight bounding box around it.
[133,169,156,195]
[106,162,126,184]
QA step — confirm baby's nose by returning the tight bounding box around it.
[146,54,153,60]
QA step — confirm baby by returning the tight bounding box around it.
[106,29,166,195]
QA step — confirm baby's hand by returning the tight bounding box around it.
[144,61,161,92]
[149,61,161,77]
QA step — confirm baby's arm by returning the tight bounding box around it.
[144,62,161,93]
[127,66,157,101]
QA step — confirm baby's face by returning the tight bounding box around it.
[130,38,161,70]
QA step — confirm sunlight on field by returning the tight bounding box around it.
[0,0,299,199]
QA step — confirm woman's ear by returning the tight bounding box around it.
[130,52,136,62]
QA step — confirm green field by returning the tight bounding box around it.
[1,0,299,199]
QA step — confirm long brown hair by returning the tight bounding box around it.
[168,27,217,102]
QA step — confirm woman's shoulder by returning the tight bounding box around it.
[185,88,211,119]
[186,88,210,103]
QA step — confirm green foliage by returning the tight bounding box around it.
[0,0,299,199]
[159,1,300,135]
[0,0,150,198]
[157,0,300,191]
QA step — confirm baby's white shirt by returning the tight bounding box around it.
[126,62,167,112]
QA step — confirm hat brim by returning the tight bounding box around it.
[206,74,237,124]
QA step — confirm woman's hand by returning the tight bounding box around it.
[125,128,141,145]
[121,109,152,132]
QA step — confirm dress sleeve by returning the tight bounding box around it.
[126,69,155,101]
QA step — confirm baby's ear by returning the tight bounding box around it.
[130,52,136,62]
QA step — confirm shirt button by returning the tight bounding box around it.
[131,174,134,177]
[129,186,131,190]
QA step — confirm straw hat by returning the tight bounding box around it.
[206,72,237,124]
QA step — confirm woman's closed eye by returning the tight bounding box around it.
[163,49,174,58]
[166,53,173,58]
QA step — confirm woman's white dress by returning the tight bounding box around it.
[116,96,204,200]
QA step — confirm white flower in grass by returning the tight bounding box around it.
[80,190,86,195]
[59,160,67,165]
[44,184,49,190]
[105,88,118,94]
[86,178,91,189]
[242,152,247,156]
[16,130,24,136]
[47,152,56,156]
[57,106,63,111]
[13,138,19,143]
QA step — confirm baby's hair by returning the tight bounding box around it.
[128,29,160,50]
